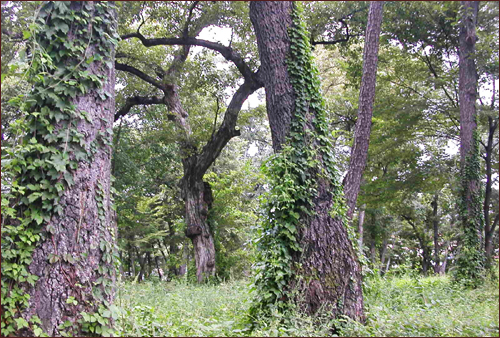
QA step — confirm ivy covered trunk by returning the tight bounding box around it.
[455,0,485,285]
[1,2,119,336]
[249,2,364,323]
[182,161,216,282]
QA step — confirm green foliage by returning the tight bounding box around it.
[113,270,499,337]
[454,130,486,287]
[1,1,119,335]
[341,272,499,337]
[250,2,346,318]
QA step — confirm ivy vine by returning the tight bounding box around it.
[1,1,119,336]
[454,129,485,287]
[249,2,347,318]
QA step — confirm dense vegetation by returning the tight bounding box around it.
[113,268,499,337]
[1,1,499,337]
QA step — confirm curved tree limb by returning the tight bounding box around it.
[115,61,166,91]
[120,32,255,81]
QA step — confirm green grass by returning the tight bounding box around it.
[115,271,499,337]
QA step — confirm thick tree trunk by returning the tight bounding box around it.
[1,1,117,336]
[250,1,364,323]
[343,1,384,219]
[183,175,216,282]
[431,193,441,274]
[457,0,485,280]
[0,2,118,336]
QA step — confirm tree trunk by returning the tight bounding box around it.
[483,116,499,266]
[155,255,163,281]
[136,249,146,282]
[380,237,388,274]
[146,251,153,278]
[370,239,377,264]
[0,2,118,336]
[439,241,450,275]
[358,204,366,256]
[183,177,216,282]
[343,1,384,219]
[250,1,364,323]
[457,0,485,281]
[431,193,441,274]
[129,245,136,277]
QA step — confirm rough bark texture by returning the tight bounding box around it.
[459,1,479,166]
[183,176,216,282]
[358,204,366,256]
[21,3,116,335]
[457,1,485,279]
[250,1,364,323]
[459,1,482,241]
[343,1,384,219]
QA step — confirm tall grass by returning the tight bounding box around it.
[115,268,499,337]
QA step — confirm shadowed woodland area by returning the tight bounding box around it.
[1,1,499,337]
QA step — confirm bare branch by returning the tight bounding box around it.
[115,95,168,121]
[120,32,256,82]
[115,61,166,91]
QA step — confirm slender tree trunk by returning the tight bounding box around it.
[439,241,450,275]
[146,251,153,278]
[380,237,388,274]
[457,0,485,281]
[358,204,366,256]
[343,1,384,219]
[431,193,441,274]
[370,240,377,265]
[250,2,364,323]
[1,2,117,336]
[155,255,163,281]
[136,248,146,282]
[129,246,136,277]
[483,116,499,266]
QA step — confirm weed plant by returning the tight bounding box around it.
[115,265,499,337]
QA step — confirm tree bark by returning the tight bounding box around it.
[483,116,499,265]
[457,0,485,280]
[250,1,364,323]
[343,1,384,219]
[3,2,118,336]
[183,178,216,282]
[379,237,388,274]
[431,193,441,274]
[358,204,366,256]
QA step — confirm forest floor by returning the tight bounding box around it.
[115,267,499,337]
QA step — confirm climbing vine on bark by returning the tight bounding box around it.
[1,1,119,336]
[250,2,347,317]
[454,129,485,287]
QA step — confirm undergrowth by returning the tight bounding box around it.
[115,268,499,337]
